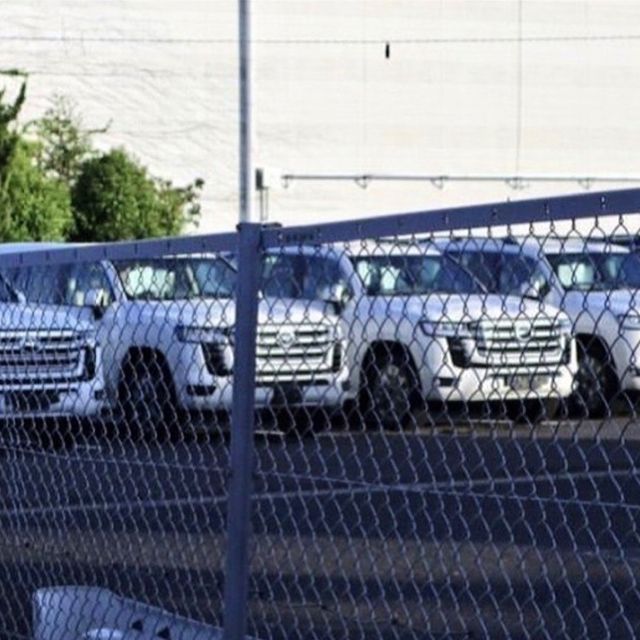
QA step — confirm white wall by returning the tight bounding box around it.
[2,1,640,233]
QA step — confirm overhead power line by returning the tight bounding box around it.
[1,33,640,45]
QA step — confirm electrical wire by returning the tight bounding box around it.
[1,34,640,45]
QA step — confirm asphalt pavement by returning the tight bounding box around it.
[0,413,639,639]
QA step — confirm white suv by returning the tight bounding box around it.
[444,237,640,416]
[0,264,105,420]
[5,245,349,436]
[260,243,576,427]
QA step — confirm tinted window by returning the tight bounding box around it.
[351,255,484,296]
[449,250,549,297]
[6,262,112,306]
[115,257,236,301]
[548,252,640,291]
[261,254,348,300]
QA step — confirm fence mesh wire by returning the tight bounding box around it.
[0,243,236,638]
[0,197,640,639]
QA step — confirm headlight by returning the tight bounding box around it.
[617,314,640,330]
[419,320,473,338]
[330,323,344,340]
[175,325,234,344]
[75,328,98,345]
[554,316,572,336]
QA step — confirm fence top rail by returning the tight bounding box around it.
[261,188,640,248]
[0,231,237,268]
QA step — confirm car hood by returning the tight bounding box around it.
[0,302,95,332]
[377,293,563,323]
[578,289,640,316]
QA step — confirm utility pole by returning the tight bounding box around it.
[238,0,253,222]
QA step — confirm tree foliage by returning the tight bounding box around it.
[0,141,72,241]
[71,149,202,242]
[0,82,203,243]
[0,81,73,241]
[34,95,203,242]
[0,81,25,175]
[32,95,98,185]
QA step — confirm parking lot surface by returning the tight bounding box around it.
[0,413,639,639]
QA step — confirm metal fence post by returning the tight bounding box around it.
[223,222,262,640]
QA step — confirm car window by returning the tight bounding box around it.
[193,260,236,298]
[449,250,550,297]
[66,263,114,306]
[351,254,484,296]
[555,260,595,290]
[261,254,348,300]
[115,257,235,301]
[548,252,640,291]
[5,263,112,306]
[6,265,65,305]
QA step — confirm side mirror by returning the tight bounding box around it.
[520,279,548,301]
[84,288,109,318]
[322,283,351,312]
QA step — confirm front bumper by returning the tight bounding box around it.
[178,378,353,411]
[424,363,576,403]
[0,380,107,418]
[173,339,354,411]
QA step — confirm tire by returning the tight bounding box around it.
[118,355,176,442]
[574,342,618,418]
[359,347,420,430]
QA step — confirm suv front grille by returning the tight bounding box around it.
[453,319,565,368]
[256,323,340,385]
[0,331,86,386]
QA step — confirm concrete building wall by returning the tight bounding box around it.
[1,1,640,232]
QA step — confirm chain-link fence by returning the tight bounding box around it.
[1,190,640,638]
[0,234,239,639]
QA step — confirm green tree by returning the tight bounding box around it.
[0,80,26,176]
[71,149,202,242]
[31,95,100,185]
[0,77,73,241]
[0,141,72,241]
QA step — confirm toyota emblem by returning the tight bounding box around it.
[277,331,296,349]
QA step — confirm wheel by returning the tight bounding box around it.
[118,355,176,442]
[574,342,618,418]
[358,347,420,429]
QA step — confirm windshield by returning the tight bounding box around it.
[547,252,640,291]
[261,253,347,300]
[447,250,549,297]
[5,262,112,306]
[351,254,485,296]
[116,257,236,301]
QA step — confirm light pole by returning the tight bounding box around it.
[222,4,256,640]
[238,0,253,223]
